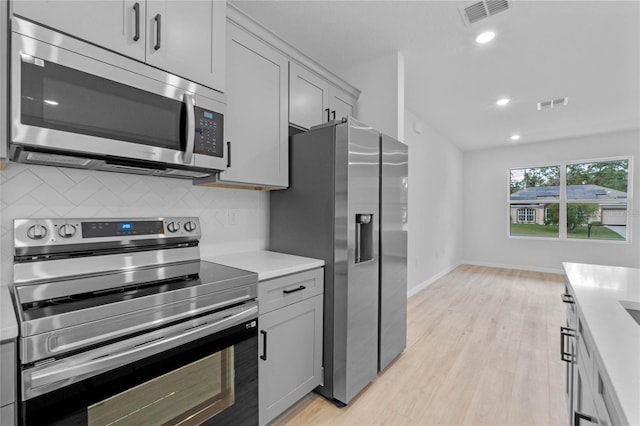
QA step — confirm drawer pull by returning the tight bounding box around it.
[561,293,575,304]
[283,285,306,295]
[560,326,576,363]
[574,411,596,425]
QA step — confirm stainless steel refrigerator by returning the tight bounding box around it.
[270,118,408,405]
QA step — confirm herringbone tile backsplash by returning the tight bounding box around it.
[0,163,269,284]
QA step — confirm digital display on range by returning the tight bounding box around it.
[82,220,164,238]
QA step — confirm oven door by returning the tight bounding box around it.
[11,18,227,172]
[21,302,258,426]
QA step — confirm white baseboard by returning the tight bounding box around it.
[459,259,564,275]
[407,262,461,298]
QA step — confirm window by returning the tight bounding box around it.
[509,166,560,238]
[509,158,631,241]
[565,160,629,241]
[517,208,535,223]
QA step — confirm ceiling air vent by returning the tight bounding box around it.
[537,97,569,111]
[460,0,510,25]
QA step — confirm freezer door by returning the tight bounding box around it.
[332,118,380,404]
[379,134,408,371]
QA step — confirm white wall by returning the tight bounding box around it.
[340,52,404,140]
[406,110,464,296]
[0,163,269,284]
[462,129,640,272]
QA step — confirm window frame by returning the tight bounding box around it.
[507,155,633,243]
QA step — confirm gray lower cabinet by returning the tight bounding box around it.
[258,269,323,426]
[0,339,16,426]
[563,282,625,426]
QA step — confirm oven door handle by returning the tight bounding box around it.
[25,303,257,399]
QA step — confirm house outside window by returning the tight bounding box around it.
[509,158,631,241]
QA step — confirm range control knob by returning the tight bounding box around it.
[166,222,180,233]
[26,224,48,240]
[58,224,77,238]
[184,221,197,232]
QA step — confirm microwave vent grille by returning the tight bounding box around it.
[26,152,92,167]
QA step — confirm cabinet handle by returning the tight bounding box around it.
[574,412,596,425]
[133,2,140,42]
[260,330,267,361]
[331,110,336,120]
[325,108,330,122]
[561,293,575,304]
[560,326,576,363]
[154,14,162,50]
[226,141,231,168]
[283,285,306,295]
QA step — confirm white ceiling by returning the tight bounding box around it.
[229,0,640,151]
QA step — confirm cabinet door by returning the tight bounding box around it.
[289,62,329,129]
[259,295,323,426]
[219,23,288,188]
[12,0,146,61]
[573,359,599,426]
[329,85,357,122]
[145,0,225,92]
[0,404,15,426]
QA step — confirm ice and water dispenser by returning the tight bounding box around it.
[355,214,374,263]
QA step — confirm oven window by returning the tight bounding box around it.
[20,59,184,151]
[88,348,235,426]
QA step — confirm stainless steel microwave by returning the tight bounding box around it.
[9,18,227,179]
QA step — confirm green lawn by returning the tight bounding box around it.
[510,223,624,240]
[510,223,559,237]
[568,225,625,241]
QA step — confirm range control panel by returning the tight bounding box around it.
[14,217,201,250]
[194,107,223,158]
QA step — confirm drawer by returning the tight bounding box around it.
[0,340,16,406]
[258,268,323,314]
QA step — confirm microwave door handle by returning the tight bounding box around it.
[183,93,195,164]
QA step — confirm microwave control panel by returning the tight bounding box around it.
[194,107,223,158]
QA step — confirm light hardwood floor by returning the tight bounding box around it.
[273,264,568,426]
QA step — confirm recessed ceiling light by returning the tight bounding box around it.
[475,31,495,44]
[496,98,510,106]
[510,134,521,141]
[44,99,59,106]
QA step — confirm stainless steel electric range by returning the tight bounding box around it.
[11,217,259,425]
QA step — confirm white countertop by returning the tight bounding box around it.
[563,262,640,426]
[204,250,324,281]
[0,286,18,342]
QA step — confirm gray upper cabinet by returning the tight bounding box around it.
[11,0,225,92]
[329,85,356,123]
[289,61,357,130]
[12,0,147,62]
[201,22,288,189]
[1,0,7,162]
[289,62,330,129]
[145,0,225,92]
